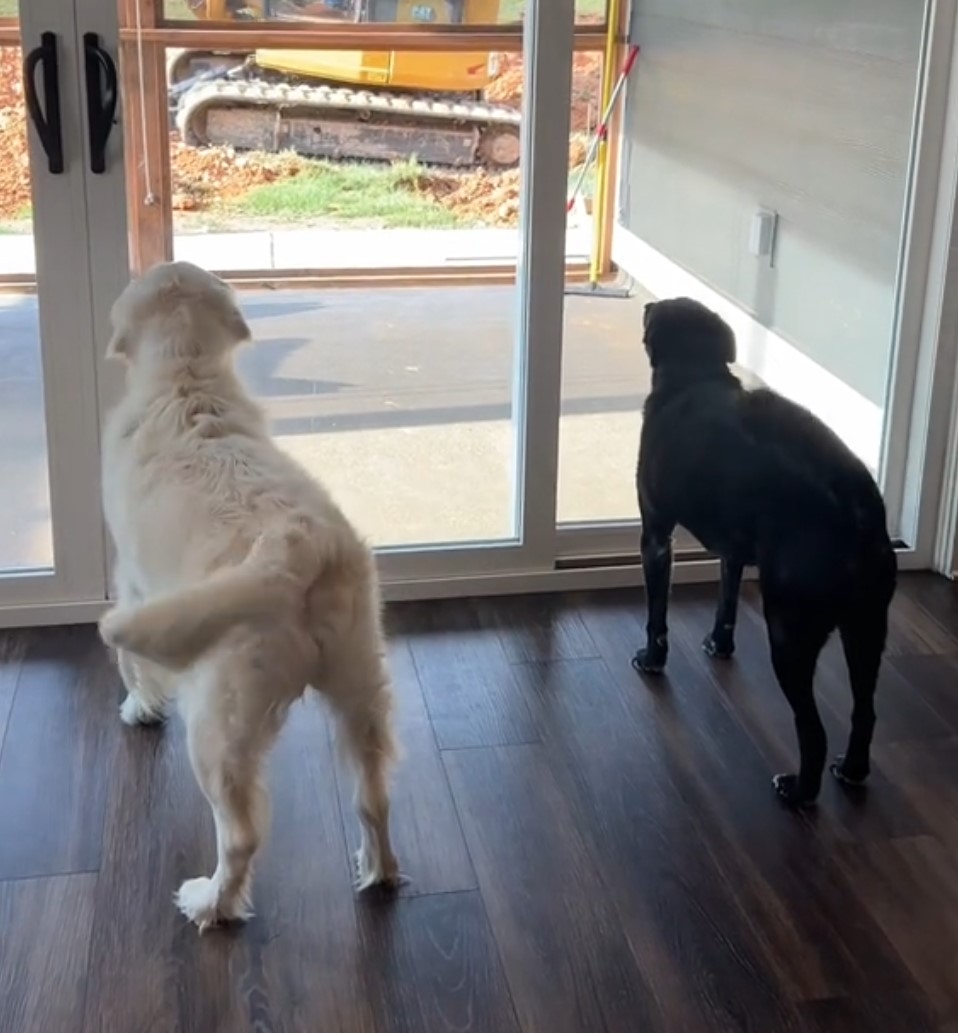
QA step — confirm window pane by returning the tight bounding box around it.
[0,46,55,569]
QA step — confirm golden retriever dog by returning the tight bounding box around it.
[98,261,400,931]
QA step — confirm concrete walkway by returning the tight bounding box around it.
[0,224,592,276]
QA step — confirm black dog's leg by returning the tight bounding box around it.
[703,557,743,660]
[765,607,830,808]
[633,525,673,675]
[831,604,888,787]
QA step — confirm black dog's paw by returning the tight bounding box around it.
[702,633,735,660]
[772,773,818,809]
[829,755,869,788]
[631,647,667,676]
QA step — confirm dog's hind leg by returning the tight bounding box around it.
[703,557,744,660]
[831,601,890,787]
[632,520,675,675]
[322,653,400,892]
[116,649,169,726]
[176,675,282,931]
[111,568,170,726]
[763,601,832,808]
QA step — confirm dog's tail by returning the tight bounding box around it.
[99,527,333,671]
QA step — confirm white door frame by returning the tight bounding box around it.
[0,0,116,622]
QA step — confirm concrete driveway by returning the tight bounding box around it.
[0,282,654,570]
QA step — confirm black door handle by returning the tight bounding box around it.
[83,33,118,174]
[23,32,64,175]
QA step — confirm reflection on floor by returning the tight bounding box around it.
[2,574,957,1031]
[0,282,656,564]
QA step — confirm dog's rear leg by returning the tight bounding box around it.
[831,602,889,787]
[324,661,400,891]
[632,520,675,675]
[703,557,743,660]
[111,570,169,725]
[764,604,831,808]
[177,695,276,931]
[116,649,169,726]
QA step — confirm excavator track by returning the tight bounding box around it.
[175,77,523,168]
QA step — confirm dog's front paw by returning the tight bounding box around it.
[772,773,818,809]
[830,755,869,788]
[702,632,735,660]
[176,877,251,933]
[631,645,668,676]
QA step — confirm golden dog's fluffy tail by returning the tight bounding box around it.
[99,528,332,671]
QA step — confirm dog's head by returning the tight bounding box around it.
[642,297,736,373]
[106,261,251,365]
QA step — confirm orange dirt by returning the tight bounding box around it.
[0,49,30,219]
[487,51,603,133]
[169,136,310,211]
[0,47,603,225]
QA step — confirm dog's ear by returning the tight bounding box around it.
[106,292,133,360]
[105,330,129,359]
[642,300,666,367]
[220,302,251,347]
[206,277,251,348]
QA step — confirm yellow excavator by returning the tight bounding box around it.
[169,0,522,167]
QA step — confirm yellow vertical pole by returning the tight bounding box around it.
[589,0,622,286]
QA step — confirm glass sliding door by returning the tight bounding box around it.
[107,0,578,589]
[0,0,120,621]
[570,0,937,567]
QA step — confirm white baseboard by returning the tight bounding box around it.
[612,225,884,472]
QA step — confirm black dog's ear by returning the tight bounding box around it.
[644,297,735,369]
[643,301,662,365]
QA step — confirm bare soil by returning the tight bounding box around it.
[0,47,602,226]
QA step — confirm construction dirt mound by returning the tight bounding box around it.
[0,47,601,225]
[0,49,30,220]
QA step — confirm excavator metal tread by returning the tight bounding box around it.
[176,77,522,145]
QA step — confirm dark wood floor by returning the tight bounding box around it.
[2,574,958,1032]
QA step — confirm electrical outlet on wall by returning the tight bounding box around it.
[749,208,779,266]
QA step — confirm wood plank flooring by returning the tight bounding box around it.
[2,573,958,1032]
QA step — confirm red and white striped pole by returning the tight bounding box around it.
[567,43,640,214]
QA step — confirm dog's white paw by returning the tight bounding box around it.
[175,876,251,932]
[354,848,402,893]
[119,694,162,727]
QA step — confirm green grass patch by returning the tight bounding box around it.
[223,159,460,229]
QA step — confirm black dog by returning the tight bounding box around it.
[633,297,897,808]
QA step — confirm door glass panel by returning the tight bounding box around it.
[150,24,592,548]
[561,4,929,530]
[0,44,53,570]
[557,49,646,526]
